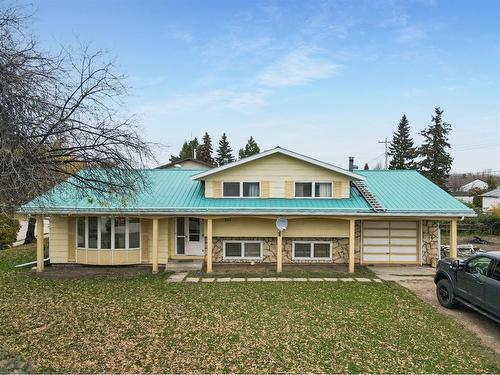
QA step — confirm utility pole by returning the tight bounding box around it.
[378,138,390,169]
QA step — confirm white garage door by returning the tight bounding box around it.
[362,221,419,264]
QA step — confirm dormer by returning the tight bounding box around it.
[191,147,365,199]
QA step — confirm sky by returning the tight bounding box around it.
[28,0,500,172]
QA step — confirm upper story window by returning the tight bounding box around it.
[295,182,332,198]
[222,182,260,197]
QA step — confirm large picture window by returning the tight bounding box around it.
[223,241,263,259]
[292,241,332,259]
[295,182,332,198]
[76,216,141,250]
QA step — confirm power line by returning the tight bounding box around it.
[378,138,390,169]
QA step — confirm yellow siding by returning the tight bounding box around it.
[49,215,69,263]
[212,218,349,238]
[261,181,270,198]
[141,219,151,263]
[158,218,169,263]
[203,153,351,198]
[67,217,76,262]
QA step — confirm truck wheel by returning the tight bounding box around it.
[436,279,458,309]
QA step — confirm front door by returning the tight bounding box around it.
[176,217,204,256]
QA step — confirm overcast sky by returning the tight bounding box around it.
[30,0,499,172]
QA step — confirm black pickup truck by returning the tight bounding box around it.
[434,251,500,324]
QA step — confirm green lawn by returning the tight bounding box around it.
[1,246,499,374]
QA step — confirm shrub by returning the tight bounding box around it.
[0,215,21,249]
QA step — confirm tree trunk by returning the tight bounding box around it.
[24,217,36,244]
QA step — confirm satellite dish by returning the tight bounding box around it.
[276,217,288,232]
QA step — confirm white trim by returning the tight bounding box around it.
[438,222,442,260]
[192,147,365,181]
[294,181,333,198]
[223,240,263,260]
[221,181,261,198]
[419,219,423,266]
[292,241,332,260]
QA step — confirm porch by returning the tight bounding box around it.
[33,214,460,274]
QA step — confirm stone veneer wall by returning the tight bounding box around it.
[422,220,440,265]
[211,236,361,264]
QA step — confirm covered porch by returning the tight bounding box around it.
[34,214,460,274]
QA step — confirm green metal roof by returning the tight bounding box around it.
[354,170,473,215]
[20,168,474,217]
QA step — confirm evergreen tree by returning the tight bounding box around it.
[418,107,453,188]
[198,132,215,164]
[388,114,417,169]
[169,138,199,162]
[216,133,235,166]
[363,163,370,170]
[238,136,261,159]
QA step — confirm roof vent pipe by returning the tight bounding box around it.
[349,157,355,171]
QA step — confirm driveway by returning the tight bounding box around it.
[369,265,500,357]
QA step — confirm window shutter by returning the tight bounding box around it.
[285,181,294,198]
[334,181,342,198]
[67,217,76,262]
[261,181,270,198]
[212,180,222,198]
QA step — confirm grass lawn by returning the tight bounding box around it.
[1,245,500,374]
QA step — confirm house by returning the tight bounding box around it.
[20,147,474,273]
[447,176,488,204]
[157,158,215,169]
[481,188,500,211]
[458,179,488,192]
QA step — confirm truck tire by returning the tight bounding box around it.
[436,279,459,309]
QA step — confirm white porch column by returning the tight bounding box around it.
[36,215,44,272]
[276,231,283,273]
[206,218,213,273]
[348,219,355,273]
[450,219,458,258]
[152,218,159,273]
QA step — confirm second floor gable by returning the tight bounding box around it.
[192,147,365,199]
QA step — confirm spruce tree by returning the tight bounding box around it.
[169,138,199,162]
[238,136,261,159]
[363,163,370,170]
[216,133,235,166]
[198,132,215,164]
[418,107,453,188]
[388,114,416,169]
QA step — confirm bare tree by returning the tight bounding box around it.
[0,6,153,240]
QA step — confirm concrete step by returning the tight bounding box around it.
[165,259,203,272]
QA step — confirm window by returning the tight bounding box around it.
[222,182,260,197]
[492,263,500,281]
[295,182,312,197]
[223,241,263,259]
[77,217,86,248]
[315,183,332,198]
[295,182,332,198]
[114,217,126,249]
[128,218,141,248]
[243,182,260,197]
[100,217,112,249]
[293,241,332,259]
[465,256,493,276]
[76,217,140,250]
[223,182,240,197]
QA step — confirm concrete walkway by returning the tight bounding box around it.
[167,274,383,283]
[368,265,435,281]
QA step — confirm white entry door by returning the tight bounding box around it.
[362,221,418,264]
[176,217,204,256]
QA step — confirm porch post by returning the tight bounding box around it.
[348,219,355,273]
[206,218,213,273]
[36,215,44,272]
[276,231,283,273]
[450,219,458,258]
[152,218,159,273]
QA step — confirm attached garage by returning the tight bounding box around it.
[362,221,419,264]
